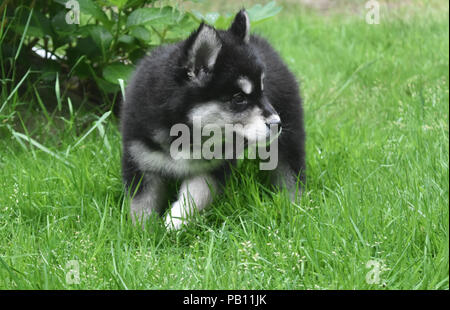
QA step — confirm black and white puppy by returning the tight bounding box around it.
[121,10,305,230]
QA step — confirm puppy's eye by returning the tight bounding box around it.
[231,93,247,107]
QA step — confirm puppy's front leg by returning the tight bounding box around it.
[130,174,167,227]
[165,174,217,230]
[273,162,304,202]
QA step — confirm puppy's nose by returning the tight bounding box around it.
[265,114,281,128]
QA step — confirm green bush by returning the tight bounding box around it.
[0,0,281,109]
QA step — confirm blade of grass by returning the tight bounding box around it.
[0,69,31,114]
[118,78,126,101]
[55,72,62,111]
[10,130,73,167]
[71,111,112,150]
[68,55,86,77]
[96,121,111,151]
[16,112,36,159]
[14,7,33,61]
[314,58,378,112]
[0,2,9,42]
[33,85,52,124]
[110,242,129,290]
[0,256,24,287]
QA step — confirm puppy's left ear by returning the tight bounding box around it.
[229,9,250,44]
[183,23,222,81]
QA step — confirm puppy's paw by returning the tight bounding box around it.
[165,215,186,230]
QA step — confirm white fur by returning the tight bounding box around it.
[188,103,268,144]
[237,76,253,94]
[188,101,234,126]
[266,113,280,125]
[129,140,221,177]
[261,72,265,91]
[233,106,268,143]
[165,174,216,230]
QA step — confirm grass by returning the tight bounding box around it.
[0,1,448,289]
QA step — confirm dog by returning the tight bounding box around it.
[120,9,305,230]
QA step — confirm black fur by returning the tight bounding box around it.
[121,10,305,218]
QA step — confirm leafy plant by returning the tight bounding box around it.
[0,0,282,109]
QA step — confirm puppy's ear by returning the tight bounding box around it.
[229,9,250,44]
[183,23,222,80]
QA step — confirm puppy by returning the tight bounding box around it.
[120,10,305,230]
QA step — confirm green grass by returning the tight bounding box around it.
[0,2,448,289]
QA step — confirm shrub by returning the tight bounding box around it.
[0,0,281,109]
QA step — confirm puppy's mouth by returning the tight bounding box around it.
[266,122,282,135]
[264,123,282,143]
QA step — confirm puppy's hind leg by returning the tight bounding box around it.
[165,174,217,230]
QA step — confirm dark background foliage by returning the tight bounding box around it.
[0,0,281,113]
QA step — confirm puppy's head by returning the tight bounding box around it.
[179,10,281,144]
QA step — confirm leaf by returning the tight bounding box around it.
[27,10,54,38]
[203,12,221,25]
[106,0,128,9]
[96,78,119,93]
[102,63,135,84]
[118,34,135,45]
[247,1,283,24]
[164,14,197,41]
[128,48,146,63]
[190,10,220,25]
[78,0,110,24]
[212,15,232,29]
[52,11,77,35]
[88,25,113,51]
[189,11,232,29]
[69,36,102,60]
[129,26,151,41]
[126,6,183,27]
[193,2,282,29]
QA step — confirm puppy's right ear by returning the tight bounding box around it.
[183,23,222,81]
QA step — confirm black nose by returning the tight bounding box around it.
[265,114,281,128]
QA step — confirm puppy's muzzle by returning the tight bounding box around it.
[260,97,282,133]
[265,114,281,129]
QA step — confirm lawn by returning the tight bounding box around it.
[0,1,448,289]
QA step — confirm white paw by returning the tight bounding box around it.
[165,215,186,230]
